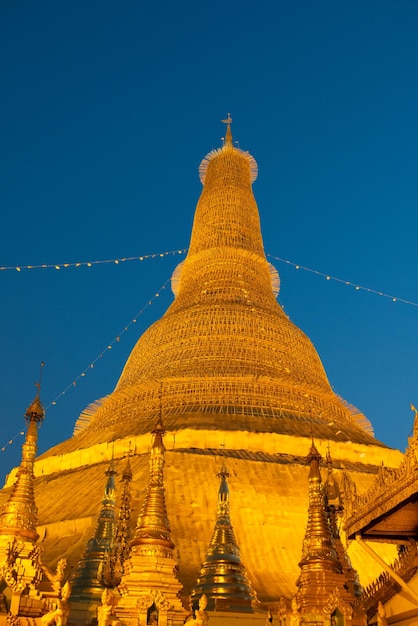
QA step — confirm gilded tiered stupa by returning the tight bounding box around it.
[190,461,256,613]
[0,118,403,604]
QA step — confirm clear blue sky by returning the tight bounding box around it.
[1,0,418,480]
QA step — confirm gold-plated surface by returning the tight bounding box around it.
[190,462,255,613]
[0,393,44,542]
[70,460,117,601]
[299,442,340,571]
[98,459,133,589]
[0,389,45,614]
[116,423,187,626]
[296,443,363,620]
[45,122,376,456]
[130,419,174,557]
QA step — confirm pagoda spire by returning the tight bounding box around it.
[190,459,255,613]
[115,416,186,626]
[130,417,174,555]
[299,441,340,574]
[70,457,117,602]
[0,366,45,613]
[0,372,44,542]
[296,441,358,616]
[98,458,133,589]
[221,112,233,147]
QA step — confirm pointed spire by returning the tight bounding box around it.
[115,413,186,626]
[296,441,361,614]
[99,458,133,588]
[221,113,233,147]
[299,441,340,570]
[0,365,45,541]
[190,459,255,613]
[0,367,45,609]
[70,458,117,601]
[130,414,174,555]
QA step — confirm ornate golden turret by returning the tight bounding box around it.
[70,459,117,602]
[190,461,255,613]
[99,458,133,589]
[0,385,44,543]
[298,443,341,592]
[0,371,44,614]
[296,442,361,620]
[129,418,174,556]
[116,419,186,626]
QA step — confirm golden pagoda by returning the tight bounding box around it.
[70,459,117,605]
[0,380,44,616]
[190,461,256,613]
[98,458,133,590]
[115,418,186,626]
[0,118,404,605]
[295,442,364,624]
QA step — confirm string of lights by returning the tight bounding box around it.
[1,277,172,456]
[0,249,187,272]
[267,254,418,307]
[2,247,416,307]
[2,249,417,457]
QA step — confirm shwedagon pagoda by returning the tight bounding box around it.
[1,118,416,626]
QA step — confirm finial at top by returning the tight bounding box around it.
[217,454,230,480]
[25,362,45,424]
[221,113,233,147]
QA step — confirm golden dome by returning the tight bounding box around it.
[65,122,374,450]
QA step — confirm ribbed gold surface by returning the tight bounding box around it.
[52,132,375,453]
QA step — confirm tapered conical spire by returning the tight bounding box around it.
[299,441,340,571]
[297,442,359,614]
[116,418,186,626]
[190,461,255,613]
[0,370,45,611]
[130,418,174,555]
[0,374,44,542]
[70,459,117,601]
[98,458,133,588]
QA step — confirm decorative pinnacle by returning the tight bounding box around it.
[221,113,233,147]
[25,362,45,424]
[217,459,230,480]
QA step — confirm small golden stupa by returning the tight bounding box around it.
[190,461,256,613]
[0,118,403,605]
[115,418,186,626]
[0,381,45,615]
